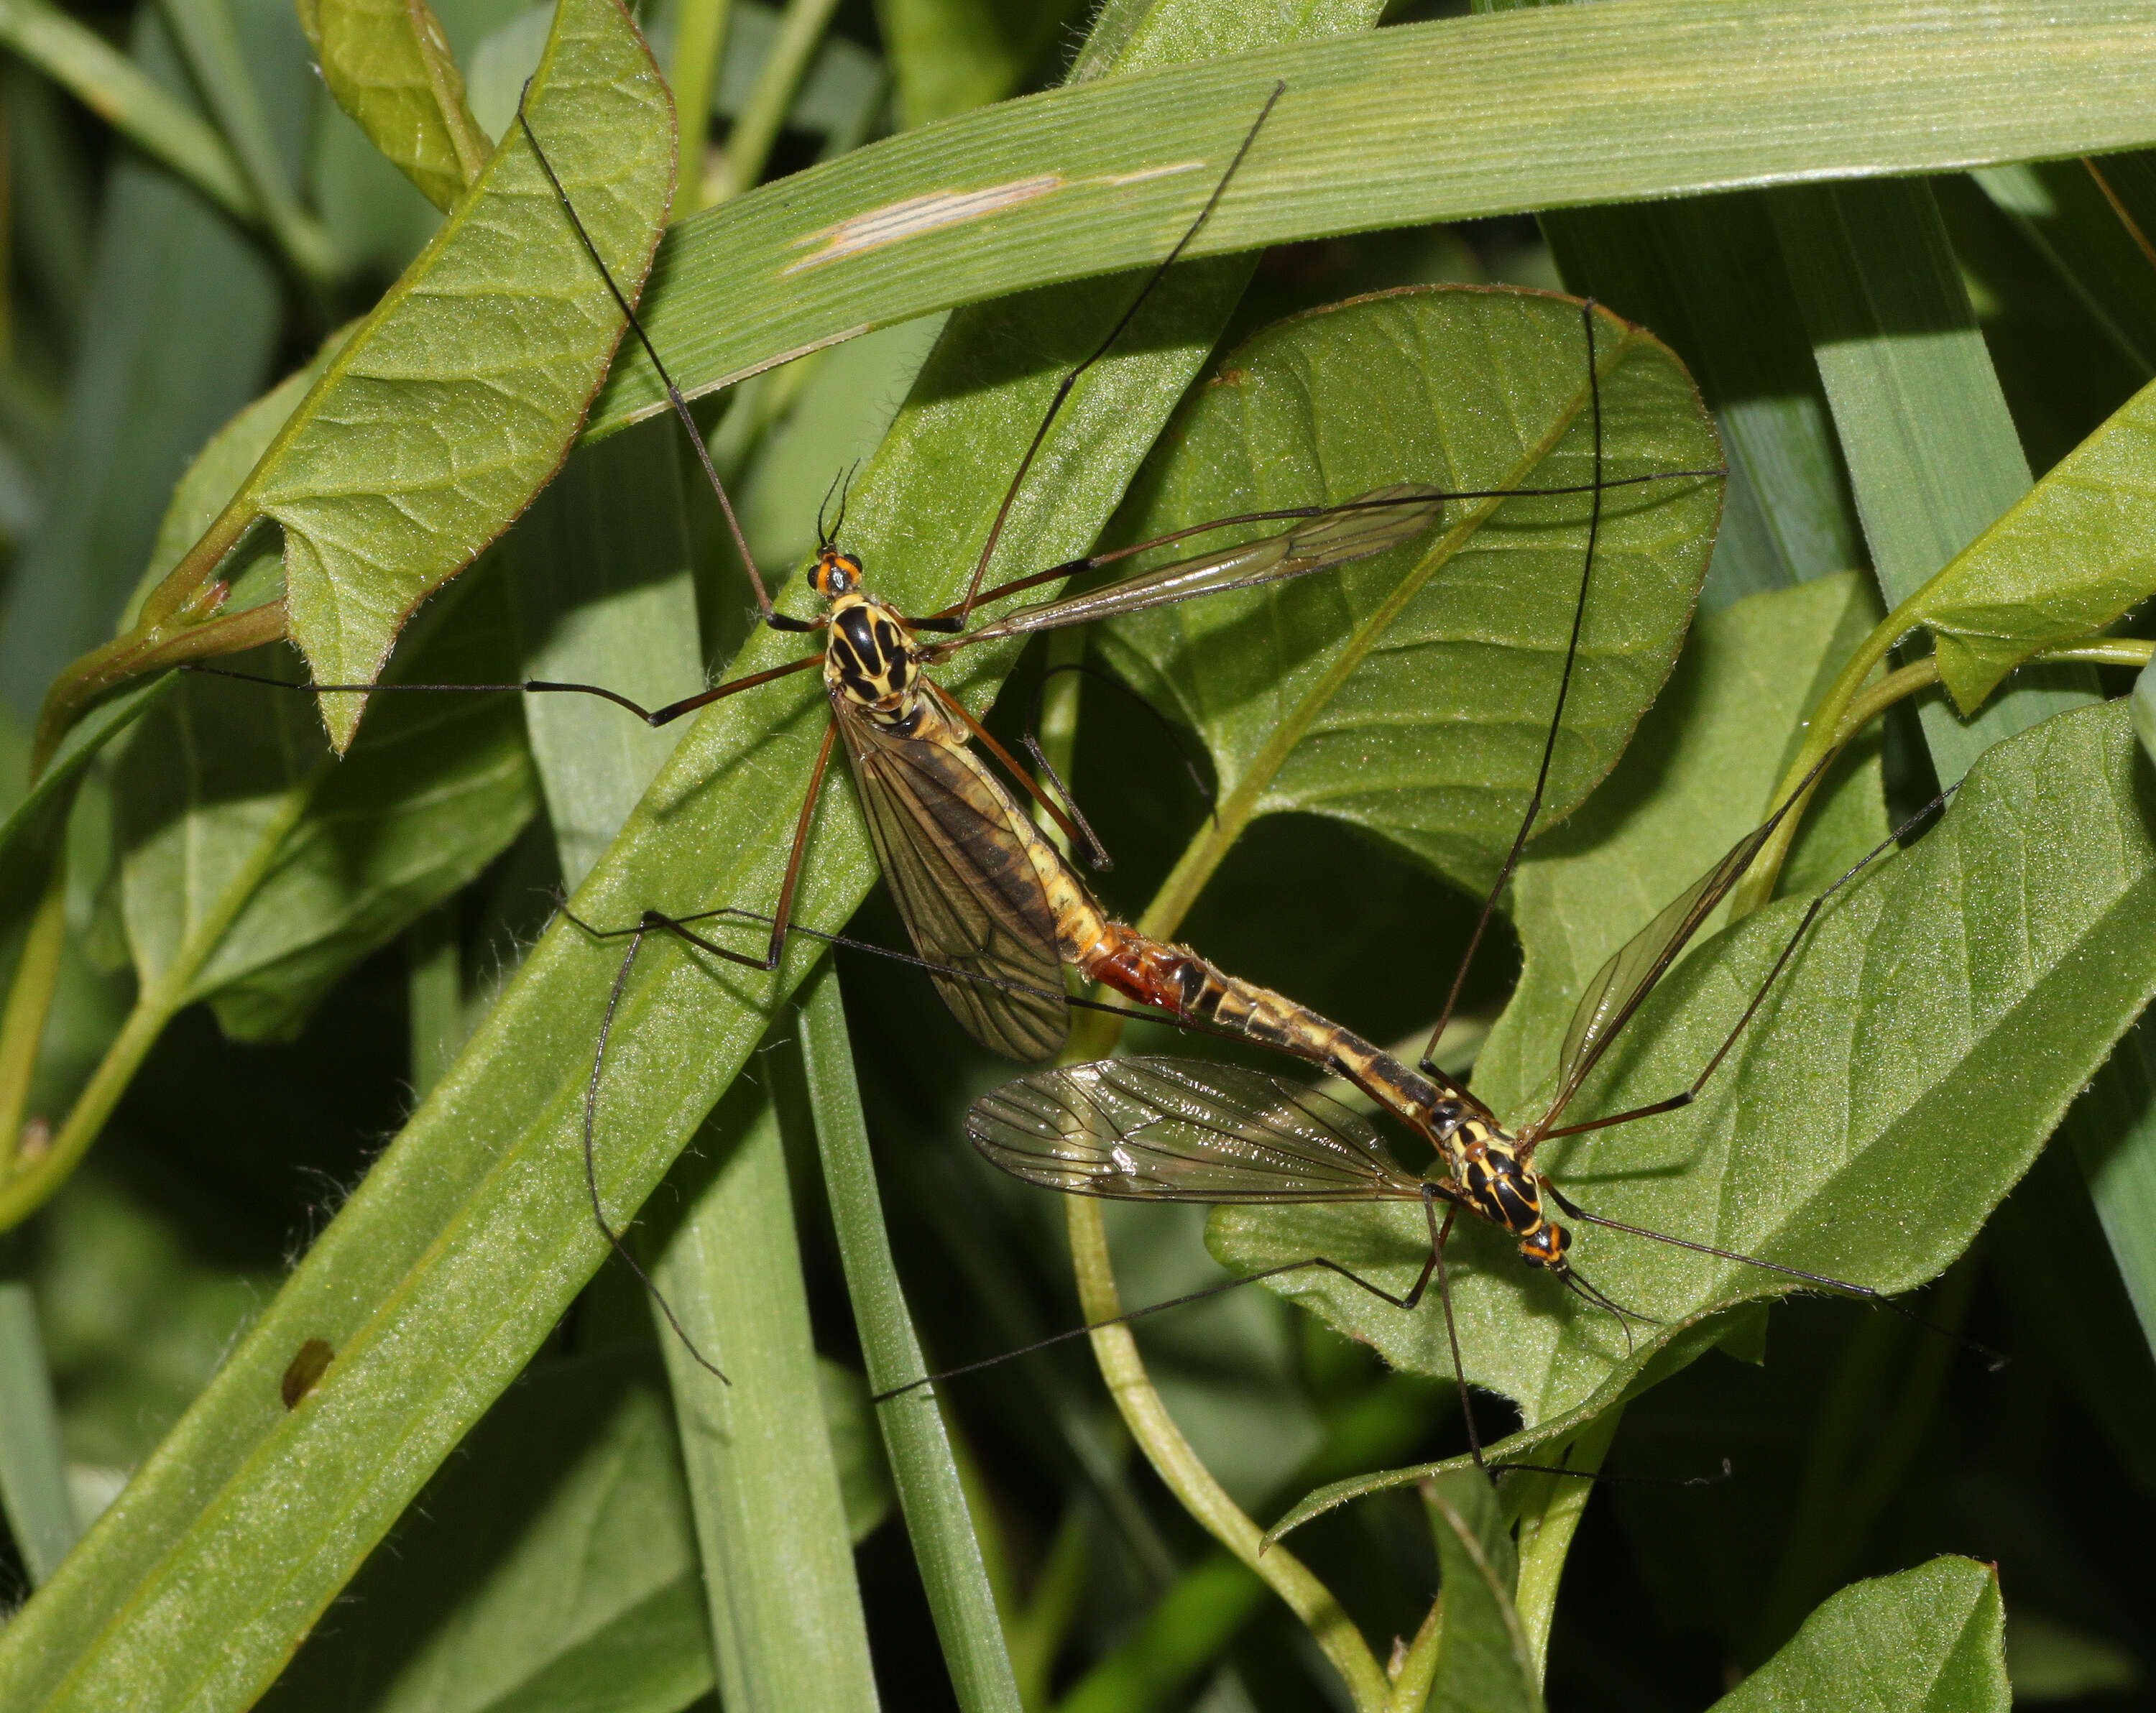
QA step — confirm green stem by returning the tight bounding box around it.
[0,770,315,1232]
[0,864,65,1183]
[709,0,837,202]
[1064,1196,1389,1713]
[155,0,341,285]
[666,0,731,217]
[1730,632,2155,920]
[29,589,282,777]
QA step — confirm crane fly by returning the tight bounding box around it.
[947,387,1982,1474]
[201,84,1720,1066]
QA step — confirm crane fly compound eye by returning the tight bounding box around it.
[813,548,862,596]
[1519,1227,1571,1270]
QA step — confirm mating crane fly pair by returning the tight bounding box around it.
[201,84,1950,1468]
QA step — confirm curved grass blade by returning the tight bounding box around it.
[596,0,2156,438]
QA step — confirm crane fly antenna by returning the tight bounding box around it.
[1422,296,1608,1074]
[517,106,808,633]
[954,80,1286,621]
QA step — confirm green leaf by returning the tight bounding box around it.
[1240,700,2156,1530]
[1098,287,1722,891]
[260,1349,714,1713]
[299,0,491,211]
[0,89,1260,1713]
[1710,1558,2009,1713]
[1421,1472,1542,1713]
[208,0,673,749]
[0,1278,79,1584]
[596,0,2156,438]
[1903,371,2156,713]
[1473,573,1884,1119]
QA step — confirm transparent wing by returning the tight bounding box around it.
[969,1056,1424,1202]
[1537,816,1785,1134]
[957,484,1449,645]
[838,700,1067,1061]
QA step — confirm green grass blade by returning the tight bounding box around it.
[158,0,341,281]
[1766,177,2087,777]
[648,1071,880,1713]
[0,1278,78,1582]
[0,0,256,223]
[798,964,1023,1713]
[0,9,282,711]
[1544,193,1862,606]
[1708,1559,2008,1713]
[596,0,2156,436]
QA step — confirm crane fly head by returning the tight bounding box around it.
[811,544,864,599]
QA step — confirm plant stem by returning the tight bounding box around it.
[0,863,65,1181]
[1064,1195,1390,1712]
[708,0,837,203]
[667,0,731,216]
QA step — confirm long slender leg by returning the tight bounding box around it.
[760,718,841,969]
[874,1194,1455,1403]
[931,683,1104,866]
[517,109,800,630]
[1526,788,1955,1153]
[1542,1179,2004,1367]
[185,650,823,729]
[1422,298,1609,1073]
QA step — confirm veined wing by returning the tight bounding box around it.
[1533,815,1787,1137]
[957,484,1449,645]
[836,698,1067,1061]
[969,1057,1425,1201]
